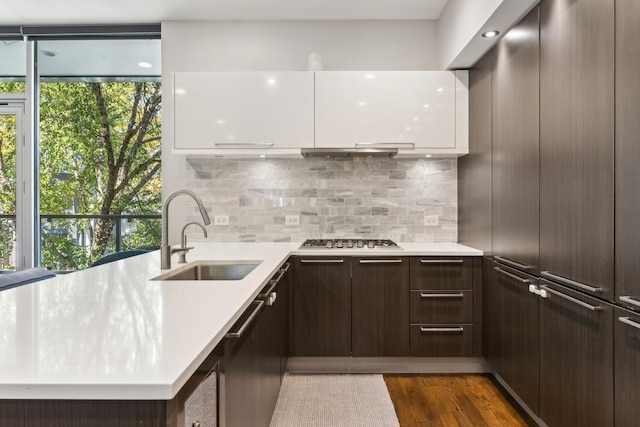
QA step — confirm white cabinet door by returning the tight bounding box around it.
[315,71,460,151]
[173,72,314,151]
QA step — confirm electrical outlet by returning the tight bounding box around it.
[424,215,439,226]
[285,215,300,226]
[214,215,229,226]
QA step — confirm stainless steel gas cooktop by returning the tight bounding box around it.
[300,239,402,250]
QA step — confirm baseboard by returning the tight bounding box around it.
[286,357,491,374]
[491,372,547,427]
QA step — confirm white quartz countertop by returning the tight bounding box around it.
[0,242,481,400]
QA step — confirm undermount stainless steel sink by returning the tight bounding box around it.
[152,260,261,281]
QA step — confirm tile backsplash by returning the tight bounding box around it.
[186,157,457,243]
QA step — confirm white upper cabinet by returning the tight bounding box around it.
[173,72,314,153]
[314,71,468,156]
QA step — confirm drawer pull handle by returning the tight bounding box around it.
[494,256,533,270]
[420,327,464,333]
[619,316,640,330]
[494,267,532,284]
[420,259,464,264]
[225,300,265,338]
[539,286,601,312]
[300,259,344,263]
[281,261,291,272]
[540,271,602,293]
[419,293,464,298]
[359,259,403,264]
[619,296,640,309]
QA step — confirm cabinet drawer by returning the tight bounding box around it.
[410,257,472,290]
[410,324,474,357]
[410,290,473,323]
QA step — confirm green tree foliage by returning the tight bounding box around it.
[0,81,162,270]
[0,113,17,269]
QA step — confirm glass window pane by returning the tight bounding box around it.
[0,39,26,91]
[37,39,162,270]
[0,111,17,271]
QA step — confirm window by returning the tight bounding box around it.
[0,30,162,272]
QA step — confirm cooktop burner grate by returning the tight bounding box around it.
[300,239,402,249]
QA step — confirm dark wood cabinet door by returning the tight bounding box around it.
[539,0,615,300]
[459,50,494,255]
[615,0,640,311]
[224,303,262,427]
[292,257,351,356]
[614,307,640,427]
[492,6,540,275]
[490,262,540,415]
[539,280,613,427]
[352,257,409,356]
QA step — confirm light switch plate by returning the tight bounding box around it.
[214,215,229,226]
[285,215,300,226]
[424,215,439,226]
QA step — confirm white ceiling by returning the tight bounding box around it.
[1,0,450,25]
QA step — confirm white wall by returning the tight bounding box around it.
[437,0,538,69]
[161,20,439,243]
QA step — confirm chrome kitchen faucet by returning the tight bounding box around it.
[160,189,211,269]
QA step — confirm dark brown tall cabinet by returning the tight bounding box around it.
[614,307,640,427]
[491,7,539,275]
[615,0,640,312]
[487,262,540,415]
[539,281,614,427]
[539,0,615,301]
[615,1,640,425]
[352,257,409,356]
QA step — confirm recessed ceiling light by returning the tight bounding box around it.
[358,101,367,107]
[138,61,153,69]
[259,154,267,158]
[364,73,376,79]
[425,154,433,158]
[437,87,444,92]
[482,30,500,38]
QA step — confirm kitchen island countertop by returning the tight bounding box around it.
[0,242,481,400]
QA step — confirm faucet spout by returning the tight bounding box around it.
[161,189,211,269]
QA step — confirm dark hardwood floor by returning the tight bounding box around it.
[384,375,529,427]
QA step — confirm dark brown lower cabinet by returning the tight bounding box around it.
[488,262,539,415]
[539,280,613,427]
[614,307,640,427]
[351,257,409,356]
[293,257,351,356]
[224,264,289,427]
[0,400,166,427]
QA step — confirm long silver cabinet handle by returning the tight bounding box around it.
[213,142,274,147]
[300,259,344,263]
[225,300,265,338]
[494,256,533,271]
[359,259,403,264]
[540,271,602,293]
[619,296,640,309]
[539,286,601,312]
[494,266,532,284]
[281,262,291,272]
[420,293,464,298]
[258,279,279,300]
[420,259,464,264]
[619,317,640,330]
[420,327,464,333]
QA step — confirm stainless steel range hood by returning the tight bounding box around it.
[301,148,398,158]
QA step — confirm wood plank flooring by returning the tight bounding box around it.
[384,375,529,427]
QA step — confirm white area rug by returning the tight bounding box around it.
[270,374,400,427]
